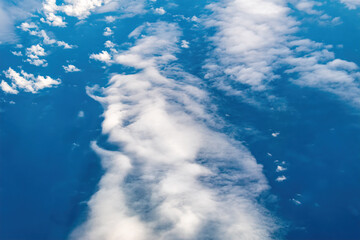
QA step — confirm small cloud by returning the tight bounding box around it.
[103,27,113,36]
[63,64,81,72]
[78,110,85,118]
[154,7,166,15]
[19,22,38,32]
[11,51,22,56]
[105,16,116,23]
[291,198,302,205]
[15,44,23,48]
[191,16,199,22]
[276,175,287,182]
[272,132,280,137]
[181,40,190,48]
[105,40,116,48]
[26,44,47,67]
[276,166,287,172]
[90,51,112,64]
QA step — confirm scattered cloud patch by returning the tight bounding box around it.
[11,51,22,56]
[276,175,287,182]
[154,7,166,15]
[1,67,60,94]
[103,27,113,36]
[90,50,112,64]
[20,22,74,49]
[26,44,47,67]
[181,40,190,48]
[339,0,360,9]
[63,64,81,72]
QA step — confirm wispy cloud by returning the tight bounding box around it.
[339,0,360,9]
[20,22,74,49]
[205,0,360,107]
[72,21,277,240]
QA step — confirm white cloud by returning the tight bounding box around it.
[20,22,74,49]
[63,64,81,72]
[204,0,297,91]
[26,44,48,67]
[0,80,19,94]
[90,50,112,64]
[1,67,60,94]
[181,40,190,48]
[72,22,277,240]
[104,15,116,22]
[154,7,166,15]
[205,0,360,106]
[0,0,40,43]
[103,27,113,36]
[276,176,287,182]
[41,0,146,26]
[104,40,115,48]
[276,165,287,172]
[11,51,22,56]
[339,0,360,9]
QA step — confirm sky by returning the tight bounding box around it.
[0,0,360,239]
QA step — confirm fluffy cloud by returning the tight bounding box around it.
[72,22,276,240]
[41,0,146,26]
[63,64,81,72]
[26,44,48,67]
[1,67,60,94]
[90,50,112,64]
[204,0,297,91]
[103,27,113,36]
[154,7,166,15]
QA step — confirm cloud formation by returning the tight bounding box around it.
[63,64,81,72]
[205,0,360,106]
[1,67,60,94]
[26,44,48,67]
[41,0,146,26]
[20,22,74,49]
[72,22,277,240]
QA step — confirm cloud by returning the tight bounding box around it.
[154,7,166,15]
[0,0,40,43]
[276,176,287,182]
[26,44,48,67]
[104,40,116,48]
[339,0,360,9]
[1,67,60,94]
[41,0,146,26]
[90,50,113,64]
[72,22,278,240]
[20,22,74,49]
[103,27,113,36]
[11,51,23,56]
[0,80,19,94]
[63,64,81,72]
[181,40,190,48]
[205,0,360,107]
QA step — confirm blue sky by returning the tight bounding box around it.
[0,0,360,239]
